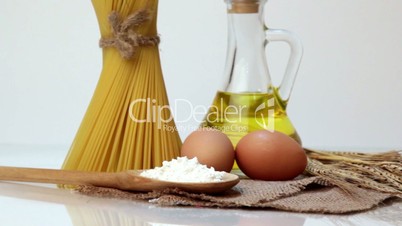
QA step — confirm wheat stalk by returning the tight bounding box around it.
[305,149,402,195]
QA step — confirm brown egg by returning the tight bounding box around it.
[181,128,235,172]
[235,130,307,181]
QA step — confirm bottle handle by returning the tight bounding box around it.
[265,29,303,102]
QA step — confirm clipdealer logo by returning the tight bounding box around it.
[128,98,173,129]
[254,97,276,132]
[128,98,275,132]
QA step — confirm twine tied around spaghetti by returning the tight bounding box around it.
[99,10,160,60]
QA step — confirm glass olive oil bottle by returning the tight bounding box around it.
[201,0,303,172]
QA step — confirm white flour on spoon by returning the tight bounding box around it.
[140,157,225,182]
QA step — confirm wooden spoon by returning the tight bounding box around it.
[0,166,240,193]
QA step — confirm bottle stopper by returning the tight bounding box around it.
[228,0,260,14]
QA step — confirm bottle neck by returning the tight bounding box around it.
[222,0,271,93]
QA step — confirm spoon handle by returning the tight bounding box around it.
[0,166,121,188]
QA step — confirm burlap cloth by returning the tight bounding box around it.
[76,176,401,214]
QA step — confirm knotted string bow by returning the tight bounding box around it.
[99,10,160,60]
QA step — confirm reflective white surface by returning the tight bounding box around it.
[0,145,401,226]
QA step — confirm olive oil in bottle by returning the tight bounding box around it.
[201,89,301,171]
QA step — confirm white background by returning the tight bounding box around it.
[1,0,402,151]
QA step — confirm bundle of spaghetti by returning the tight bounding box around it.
[61,0,181,176]
[305,148,402,196]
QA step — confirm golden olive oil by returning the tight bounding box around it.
[201,89,301,171]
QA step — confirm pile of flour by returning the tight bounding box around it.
[140,157,225,182]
